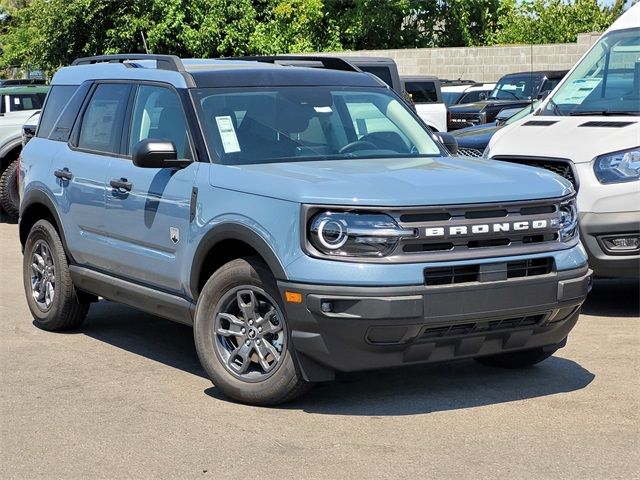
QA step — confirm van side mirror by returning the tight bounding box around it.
[132,139,190,169]
[433,132,458,155]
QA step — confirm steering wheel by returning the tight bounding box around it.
[339,140,377,154]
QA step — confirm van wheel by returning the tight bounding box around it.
[23,219,89,330]
[0,159,20,219]
[474,346,557,368]
[194,257,311,405]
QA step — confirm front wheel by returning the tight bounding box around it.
[194,257,311,405]
[474,346,557,368]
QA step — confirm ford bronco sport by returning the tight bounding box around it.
[19,54,591,405]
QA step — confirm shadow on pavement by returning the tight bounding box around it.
[74,300,594,416]
[582,278,639,318]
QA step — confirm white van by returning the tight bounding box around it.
[485,4,639,278]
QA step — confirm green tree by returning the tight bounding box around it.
[489,0,626,45]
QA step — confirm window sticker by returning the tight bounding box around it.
[215,116,241,153]
[14,97,20,105]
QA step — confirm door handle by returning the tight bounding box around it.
[54,168,73,181]
[110,178,132,191]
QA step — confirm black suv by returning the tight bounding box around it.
[447,70,567,130]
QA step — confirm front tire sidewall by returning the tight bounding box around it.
[194,258,302,405]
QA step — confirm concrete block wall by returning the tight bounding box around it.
[335,33,601,82]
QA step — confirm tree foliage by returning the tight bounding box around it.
[0,0,629,76]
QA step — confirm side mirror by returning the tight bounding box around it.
[132,139,190,169]
[433,132,458,155]
[478,92,488,101]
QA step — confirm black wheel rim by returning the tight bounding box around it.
[30,240,55,312]
[213,286,287,382]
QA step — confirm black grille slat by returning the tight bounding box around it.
[421,314,544,340]
[424,258,553,285]
[495,157,577,190]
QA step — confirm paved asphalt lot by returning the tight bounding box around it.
[1,218,638,479]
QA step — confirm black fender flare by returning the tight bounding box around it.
[0,137,22,163]
[189,222,288,300]
[18,189,71,259]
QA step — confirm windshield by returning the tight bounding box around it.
[490,75,542,100]
[192,86,443,165]
[542,28,640,116]
[442,91,463,105]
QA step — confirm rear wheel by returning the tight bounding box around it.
[23,219,89,330]
[474,346,557,368]
[194,257,311,405]
[0,159,20,219]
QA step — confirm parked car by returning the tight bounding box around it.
[22,111,40,146]
[452,103,539,157]
[442,81,496,106]
[19,54,590,405]
[447,70,567,130]
[0,85,48,218]
[486,3,639,278]
[401,75,447,131]
[0,79,47,88]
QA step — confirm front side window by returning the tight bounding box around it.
[77,83,131,154]
[542,28,640,116]
[192,86,443,165]
[128,85,191,158]
[490,75,542,100]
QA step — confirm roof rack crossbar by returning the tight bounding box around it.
[223,55,361,73]
[71,54,186,73]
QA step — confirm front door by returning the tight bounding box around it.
[103,84,198,295]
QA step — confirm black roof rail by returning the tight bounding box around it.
[223,55,361,73]
[71,54,186,73]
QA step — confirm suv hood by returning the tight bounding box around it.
[211,156,572,207]
[488,116,640,163]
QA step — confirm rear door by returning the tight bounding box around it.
[103,83,198,294]
[53,82,133,269]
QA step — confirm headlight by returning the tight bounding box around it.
[594,147,640,184]
[556,197,578,242]
[308,211,415,257]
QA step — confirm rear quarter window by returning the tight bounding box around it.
[37,86,78,138]
[405,81,439,103]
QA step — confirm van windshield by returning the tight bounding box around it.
[489,75,542,100]
[542,28,640,116]
[192,86,444,165]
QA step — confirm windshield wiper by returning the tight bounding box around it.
[568,110,638,116]
[546,98,563,116]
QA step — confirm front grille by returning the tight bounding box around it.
[448,112,485,130]
[424,257,553,285]
[391,197,565,261]
[495,157,577,190]
[457,147,484,157]
[420,314,545,340]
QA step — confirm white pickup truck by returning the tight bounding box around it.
[401,76,448,132]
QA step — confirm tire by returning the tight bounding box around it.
[474,346,557,369]
[23,219,89,331]
[0,159,20,219]
[194,256,311,405]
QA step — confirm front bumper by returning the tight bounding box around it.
[279,266,592,381]
[579,211,640,278]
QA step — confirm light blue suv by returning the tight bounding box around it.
[19,55,591,405]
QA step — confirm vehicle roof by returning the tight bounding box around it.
[401,75,439,82]
[0,85,49,94]
[52,58,384,89]
[501,70,568,79]
[607,2,639,32]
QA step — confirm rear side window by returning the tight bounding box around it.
[77,83,131,154]
[7,93,45,112]
[38,86,77,138]
[405,81,439,103]
[358,66,394,89]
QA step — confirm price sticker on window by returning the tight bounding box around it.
[215,116,241,153]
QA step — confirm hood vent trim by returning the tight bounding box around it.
[522,120,558,126]
[578,121,634,128]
